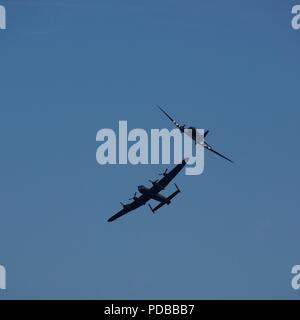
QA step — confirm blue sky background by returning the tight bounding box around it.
[0,0,300,299]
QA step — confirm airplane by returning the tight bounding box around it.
[157,105,234,163]
[107,159,188,222]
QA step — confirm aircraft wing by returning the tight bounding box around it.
[107,194,150,222]
[205,143,234,163]
[157,105,183,131]
[151,158,188,193]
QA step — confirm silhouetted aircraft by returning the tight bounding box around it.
[157,105,234,163]
[107,159,188,222]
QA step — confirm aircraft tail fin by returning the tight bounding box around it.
[148,184,181,214]
[167,184,181,201]
[148,204,155,213]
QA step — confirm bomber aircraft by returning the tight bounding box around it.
[107,159,188,222]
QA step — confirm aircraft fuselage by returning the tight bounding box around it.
[185,127,205,146]
[138,185,170,204]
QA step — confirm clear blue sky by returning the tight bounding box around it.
[0,0,300,299]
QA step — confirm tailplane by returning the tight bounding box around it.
[148,184,181,214]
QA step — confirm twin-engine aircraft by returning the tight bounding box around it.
[107,159,188,222]
[157,105,234,164]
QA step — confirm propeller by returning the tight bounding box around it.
[149,179,159,186]
[179,124,186,132]
[159,169,168,177]
[129,192,138,201]
[120,202,128,209]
